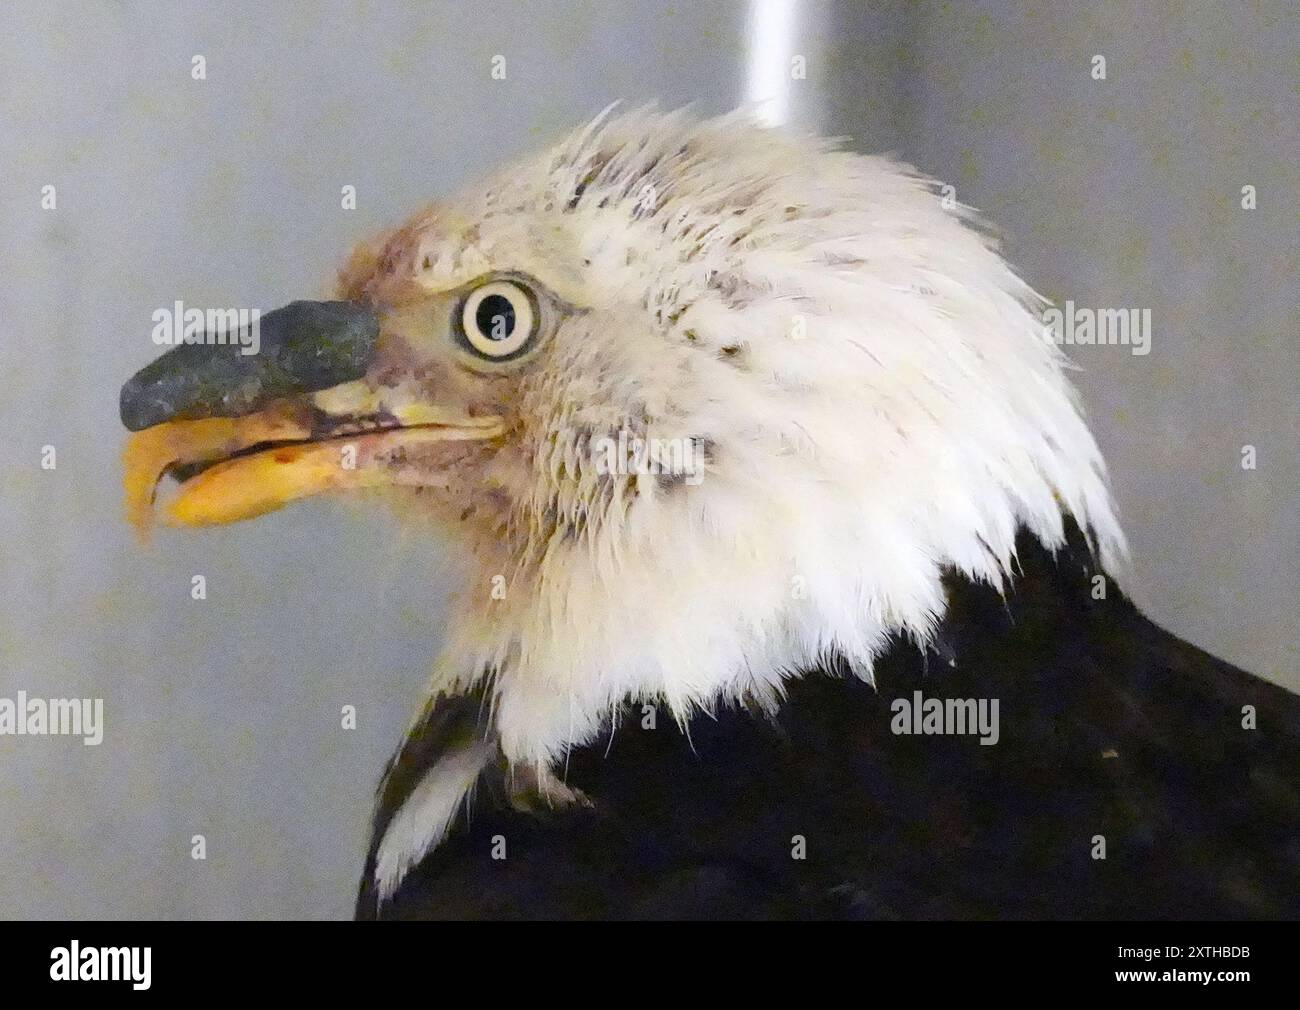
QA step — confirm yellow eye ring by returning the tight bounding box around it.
[459,280,537,360]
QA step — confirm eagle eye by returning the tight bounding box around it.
[457,279,538,361]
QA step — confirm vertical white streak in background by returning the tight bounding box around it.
[747,0,799,126]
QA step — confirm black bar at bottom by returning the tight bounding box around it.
[0,920,1289,996]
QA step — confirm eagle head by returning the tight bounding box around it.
[121,106,1124,774]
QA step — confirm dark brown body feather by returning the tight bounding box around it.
[359,523,1300,919]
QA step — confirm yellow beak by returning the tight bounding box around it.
[123,404,503,537]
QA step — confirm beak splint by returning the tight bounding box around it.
[120,300,381,432]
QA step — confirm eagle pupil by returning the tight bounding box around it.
[477,295,515,341]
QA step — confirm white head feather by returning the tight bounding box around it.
[351,106,1125,768]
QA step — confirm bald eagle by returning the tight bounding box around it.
[120,108,1299,920]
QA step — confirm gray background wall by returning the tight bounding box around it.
[0,1,1294,919]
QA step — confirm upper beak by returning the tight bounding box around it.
[120,300,380,431]
[119,299,503,535]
